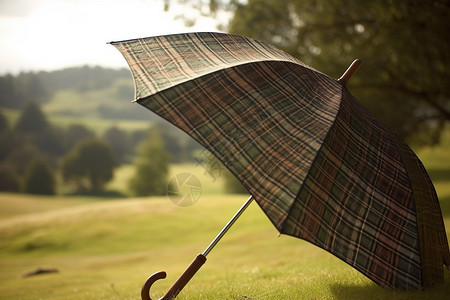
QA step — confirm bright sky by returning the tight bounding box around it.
[0,0,221,74]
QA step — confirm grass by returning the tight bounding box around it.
[0,149,449,299]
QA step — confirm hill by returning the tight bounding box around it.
[0,65,159,123]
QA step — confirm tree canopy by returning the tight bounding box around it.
[15,102,48,134]
[129,129,170,196]
[24,159,56,195]
[62,138,117,192]
[0,110,8,132]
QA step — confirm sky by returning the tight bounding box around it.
[0,0,221,74]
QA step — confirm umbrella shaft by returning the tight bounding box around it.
[202,195,254,257]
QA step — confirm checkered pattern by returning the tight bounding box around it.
[111,32,449,289]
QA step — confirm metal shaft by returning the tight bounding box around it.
[202,195,254,257]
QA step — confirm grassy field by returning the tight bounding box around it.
[1,150,449,299]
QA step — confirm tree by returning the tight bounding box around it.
[20,72,49,104]
[0,110,8,132]
[0,73,49,109]
[129,130,170,196]
[165,0,450,145]
[35,126,66,157]
[13,103,67,158]
[62,139,116,192]
[0,74,19,108]
[0,164,21,192]
[15,102,48,134]
[4,143,43,176]
[64,124,95,151]
[23,159,55,195]
[103,126,130,163]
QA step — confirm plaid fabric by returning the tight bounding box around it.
[284,89,423,288]
[111,33,307,100]
[391,127,450,286]
[111,32,449,289]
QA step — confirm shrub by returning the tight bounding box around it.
[62,138,116,192]
[23,159,55,195]
[0,164,21,192]
[129,130,170,196]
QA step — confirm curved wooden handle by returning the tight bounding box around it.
[337,59,362,85]
[140,254,207,300]
[141,271,167,300]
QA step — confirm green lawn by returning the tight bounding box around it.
[0,148,449,299]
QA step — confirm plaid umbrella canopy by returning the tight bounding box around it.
[110,32,449,293]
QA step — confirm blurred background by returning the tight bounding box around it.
[0,0,449,299]
[1,0,449,196]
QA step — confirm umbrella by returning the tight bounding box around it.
[110,32,450,298]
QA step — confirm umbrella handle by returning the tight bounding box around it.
[141,254,207,300]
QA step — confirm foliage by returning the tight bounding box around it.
[0,103,124,195]
[0,110,8,131]
[13,103,68,157]
[36,65,131,93]
[0,72,49,109]
[103,126,130,163]
[0,66,130,110]
[14,102,48,134]
[128,129,170,196]
[63,124,96,151]
[62,138,117,192]
[23,159,55,195]
[0,164,21,192]
[0,68,201,196]
[35,126,67,157]
[3,143,44,176]
[0,66,150,121]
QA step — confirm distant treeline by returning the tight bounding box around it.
[0,66,131,109]
[0,101,205,195]
[0,66,202,164]
[0,66,208,195]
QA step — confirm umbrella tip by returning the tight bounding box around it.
[337,59,362,85]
